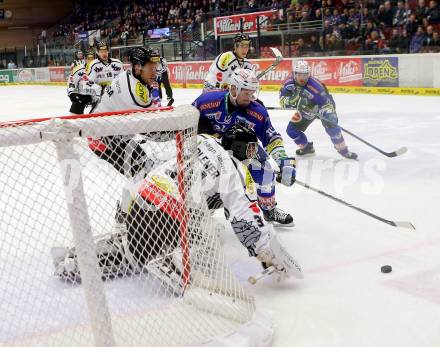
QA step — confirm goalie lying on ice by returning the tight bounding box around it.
[52,131,303,289]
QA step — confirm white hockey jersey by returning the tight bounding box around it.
[94,70,161,113]
[67,63,86,97]
[204,51,255,91]
[86,57,124,89]
[142,134,272,258]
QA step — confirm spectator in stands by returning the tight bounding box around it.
[393,1,407,27]
[365,30,386,53]
[415,0,429,21]
[361,20,377,40]
[311,8,322,20]
[323,19,333,36]
[406,13,420,36]
[296,38,309,56]
[361,7,374,23]
[423,30,440,51]
[389,28,409,52]
[410,25,426,52]
[423,25,436,45]
[427,0,440,24]
[308,34,322,53]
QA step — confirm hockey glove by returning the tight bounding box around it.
[257,232,303,281]
[280,95,299,109]
[167,97,175,106]
[320,110,338,128]
[275,157,296,186]
[270,147,296,186]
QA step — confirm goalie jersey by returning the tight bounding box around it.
[204,51,254,91]
[136,134,272,258]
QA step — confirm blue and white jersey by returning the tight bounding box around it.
[192,90,283,153]
[279,76,336,119]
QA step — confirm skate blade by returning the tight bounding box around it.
[296,152,316,158]
[265,220,295,228]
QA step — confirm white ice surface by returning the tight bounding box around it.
[1,85,440,347]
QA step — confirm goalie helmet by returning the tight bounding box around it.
[293,60,311,86]
[222,123,258,161]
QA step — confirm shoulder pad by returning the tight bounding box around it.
[196,91,226,110]
[216,52,235,71]
[110,58,123,65]
[307,77,324,95]
[86,60,99,74]
[247,101,268,121]
[72,64,85,75]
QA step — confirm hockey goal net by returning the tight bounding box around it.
[0,105,272,347]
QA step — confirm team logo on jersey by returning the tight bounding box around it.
[218,53,231,70]
[135,82,149,103]
[111,64,122,71]
[216,72,223,82]
[205,111,228,123]
[94,66,103,73]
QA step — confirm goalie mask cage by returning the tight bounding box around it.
[0,105,273,347]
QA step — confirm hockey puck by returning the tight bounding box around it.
[381,265,392,273]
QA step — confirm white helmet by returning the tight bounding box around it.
[229,68,259,102]
[294,60,311,74]
[293,60,311,85]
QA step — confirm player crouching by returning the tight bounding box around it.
[52,130,303,293]
[280,60,357,159]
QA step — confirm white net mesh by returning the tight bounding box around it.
[0,105,270,347]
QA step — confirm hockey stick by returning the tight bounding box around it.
[256,47,283,80]
[266,107,407,158]
[248,265,276,285]
[295,180,415,230]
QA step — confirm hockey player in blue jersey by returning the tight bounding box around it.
[193,68,296,226]
[279,60,357,159]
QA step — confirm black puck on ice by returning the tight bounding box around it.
[381,265,392,273]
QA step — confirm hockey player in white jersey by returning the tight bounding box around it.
[203,33,255,92]
[92,46,161,114]
[86,41,123,93]
[89,46,161,170]
[67,50,101,115]
[52,125,303,289]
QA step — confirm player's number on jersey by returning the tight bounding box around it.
[106,86,114,98]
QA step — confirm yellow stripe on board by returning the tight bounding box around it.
[2,82,440,96]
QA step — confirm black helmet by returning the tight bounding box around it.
[74,50,84,60]
[233,33,251,46]
[86,48,95,59]
[96,41,109,51]
[222,123,258,161]
[129,46,160,66]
